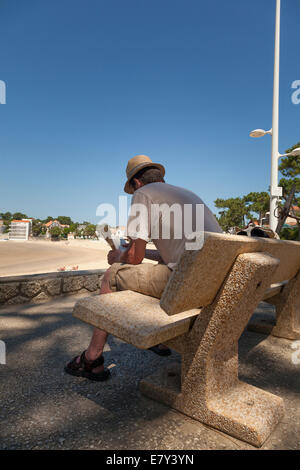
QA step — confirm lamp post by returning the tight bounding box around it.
[270,0,281,232]
[250,0,281,231]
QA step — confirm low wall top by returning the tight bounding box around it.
[0,269,106,284]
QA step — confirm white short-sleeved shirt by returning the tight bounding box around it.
[126,182,222,269]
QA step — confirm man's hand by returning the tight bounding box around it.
[107,239,147,266]
[121,238,147,265]
[107,249,121,265]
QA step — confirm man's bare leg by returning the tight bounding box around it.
[74,268,112,373]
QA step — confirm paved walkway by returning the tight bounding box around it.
[0,295,299,450]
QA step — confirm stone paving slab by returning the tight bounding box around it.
[0,295,299,450]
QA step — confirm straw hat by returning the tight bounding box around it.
[124,155,165,194]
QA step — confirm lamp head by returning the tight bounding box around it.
[280,147,300,158]
[290,147,300,157]
[249,129,269,138]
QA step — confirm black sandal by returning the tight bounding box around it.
[64,350,110,382]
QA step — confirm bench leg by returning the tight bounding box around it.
[140,253,285,447]
[264,271,300,340]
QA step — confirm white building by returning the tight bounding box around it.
[9,219,32,240]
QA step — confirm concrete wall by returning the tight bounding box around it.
[0,269,105,306]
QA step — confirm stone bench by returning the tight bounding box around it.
[73,232,300,447]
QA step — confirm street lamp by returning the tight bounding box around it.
[249,129,272,138]
[279,148,300,158]
[249,0,282,231]
[250,131,300,159]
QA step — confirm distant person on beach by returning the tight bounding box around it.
[65,155,222,381]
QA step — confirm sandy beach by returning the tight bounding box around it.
[0,238,111,277]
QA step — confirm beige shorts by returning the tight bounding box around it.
[108,262,172,299]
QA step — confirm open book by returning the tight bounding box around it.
[99,225,128,251]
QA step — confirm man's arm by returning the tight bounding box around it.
[107,238,147,266]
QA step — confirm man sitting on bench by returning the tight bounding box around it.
[65,154,222,381]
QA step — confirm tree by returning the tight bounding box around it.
[43,216,54,224]
[84,224,97,238]
[57,216,73,226]
[279,141,300,199]
[3,221,10,233]
[280,227,298,241]
[279,141,300,239]
[0,211,12,221]
[214,197,250,232]
[32,219,43,237]
[62,226,71,238]
[49,226,62,240]
[12,212,28,220]
[69,223,78,233]
[75,228,83,238]
[244,192,270,224]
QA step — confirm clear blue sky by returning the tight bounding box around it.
[0,0,299,224]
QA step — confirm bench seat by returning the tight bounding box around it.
[73,290,200,349]
[73,281,291,351]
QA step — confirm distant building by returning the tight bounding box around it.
[77,224,87,232]
[44,220,69,238]
[286,206,300,227]
[44,220,69,229]
[9,219,32,240]
[261,212,270,227]
[0,219,4,234]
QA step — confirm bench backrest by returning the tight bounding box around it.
[160,232,300,315]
